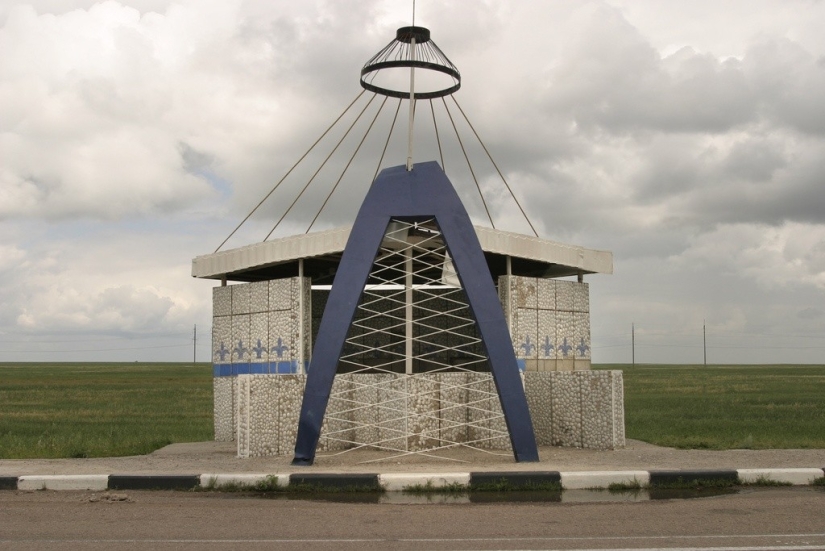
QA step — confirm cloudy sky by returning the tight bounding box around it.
[2,0,824,364]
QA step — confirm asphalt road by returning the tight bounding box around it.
[1,487,824,551]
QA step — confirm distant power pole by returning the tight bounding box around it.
[194,324,197,364]
[703,320,707,366]
[631,322,635,366]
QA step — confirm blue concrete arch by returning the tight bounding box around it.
[292,161,539,464]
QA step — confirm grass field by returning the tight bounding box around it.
[595,363,825,449]
[1,362,823,459]
[0,362,212,459]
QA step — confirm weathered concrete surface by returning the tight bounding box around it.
[2,440,824,476]
[234,371,624,457]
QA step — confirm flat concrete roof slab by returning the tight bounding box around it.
[192,226,612,281]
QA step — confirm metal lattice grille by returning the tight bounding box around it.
[320,219,511,460]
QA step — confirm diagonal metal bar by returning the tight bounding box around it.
[214,90,366,253]
[264,93,379,241]
[450,95,539,237]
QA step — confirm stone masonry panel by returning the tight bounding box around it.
[231,371,624,457]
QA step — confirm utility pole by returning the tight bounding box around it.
[631,322,635,366]
[703,320,707,366]
[193,324,197,364]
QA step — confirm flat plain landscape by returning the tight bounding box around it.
[0,362,212,459]
[0,362,823,459]
[599,363,825,450]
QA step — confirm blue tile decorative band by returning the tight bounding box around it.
[212,362,305,377]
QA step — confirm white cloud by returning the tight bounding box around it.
[672,222,825,290]
[2,0,825,362]
[17,284,175,332]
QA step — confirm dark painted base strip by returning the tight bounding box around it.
[470,471,561,489]
[108,475,201,490]
[289,473,380,490]
[649,470,738,487]
[0,476,18,490]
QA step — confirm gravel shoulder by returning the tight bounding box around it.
[2,439,824,476]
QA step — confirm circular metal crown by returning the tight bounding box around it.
[360,26,461,99]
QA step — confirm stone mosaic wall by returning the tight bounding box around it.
[236,375,306,458]
[233,371,624,457]
[524,371,624,449]
[212,277,310,441]
[499,276,591,372]
[214,275,605,450]
[213,377,236,442]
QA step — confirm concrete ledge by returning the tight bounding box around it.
[737,468,825,485]
[289,473,380,490]
[2,467,823,492]
[470,471,561,489]
[560,470,649,490]
[200,473,288,489]
[108,475,201,490]
[18,475,108,491]
[649,469,738,487]
[0,476,18,490]
[379,473,470,491]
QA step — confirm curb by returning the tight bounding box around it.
[17,474,108,491]
[379,473,470,491]
[290,473,381,490]
[648,469,739,487]
[559,470,649,489]
[0,476,19,490]
[470,471,561,489]
[108,475,202,491]
[1,468,822,492]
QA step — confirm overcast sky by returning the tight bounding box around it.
[2,0,825,364]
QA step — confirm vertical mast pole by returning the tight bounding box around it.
[405,4,417,374]
[406,35,416,171]
[505,256,512,330]
[405,246,414,374]
[299,258,305,374]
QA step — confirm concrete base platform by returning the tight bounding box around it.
[2,440,824,477]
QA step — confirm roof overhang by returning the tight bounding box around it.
[192,226,612,283]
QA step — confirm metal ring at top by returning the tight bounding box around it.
[360,26,461,100]
[360,61,461,99]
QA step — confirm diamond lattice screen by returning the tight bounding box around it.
[320,219,511,459]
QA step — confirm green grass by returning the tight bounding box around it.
[594,364,825,449]
[401,480,563,494]
[607,479,643,492]
[648,477,738,490]
[200,475,284,493]
[469,479,562,492]
[2,362,824,459]
[0,362,213,459]
[743,475,792,487]
[402,480,468,494]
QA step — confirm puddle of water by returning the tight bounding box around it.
[562,489,649,503]
[259,492,384,504]
[248,486,740,504]
[648,487,740,500]
[383,492,470,504]
[468,490,562,504]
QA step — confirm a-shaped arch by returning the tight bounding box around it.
[292,161,539,464]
